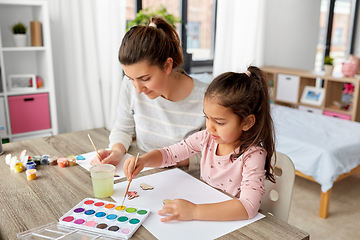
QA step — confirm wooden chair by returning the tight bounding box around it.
[260,151,295,222]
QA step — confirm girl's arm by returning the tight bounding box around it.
[123,131,204,180]
[159,131,203,168]
[158,198,249,222]
[123,150,163,180]
[158,146,267,222]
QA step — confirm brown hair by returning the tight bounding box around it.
[205,66,276,183]
[118,17,183,70]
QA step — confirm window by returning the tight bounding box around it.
[187,22,200,49]
[315,0,359,74]
[142,0,181,19]
[126,0,135,22]
[187,0,215,62]
[125,0,217,73]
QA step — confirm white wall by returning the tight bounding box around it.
[264,0,321,70]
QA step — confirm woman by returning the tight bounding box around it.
[91,17,208,169]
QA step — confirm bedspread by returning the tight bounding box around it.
[271,104,360,192]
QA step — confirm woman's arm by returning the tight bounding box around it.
[90,143,127,166]
[92,77,136,167]
[158,199,249,222]
[108,77,135,158]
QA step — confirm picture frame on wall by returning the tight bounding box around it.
[300,86,325,106]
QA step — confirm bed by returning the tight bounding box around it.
[271,104,360,218]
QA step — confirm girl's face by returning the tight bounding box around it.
[203,97,246,152]
[122,60,171,99]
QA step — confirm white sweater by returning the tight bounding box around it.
[109,75,208,154]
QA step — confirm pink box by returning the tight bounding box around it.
[323,110,351,121]
[8,93,51,134]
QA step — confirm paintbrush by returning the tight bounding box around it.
[121,153,139,207]
[87,134,103,163]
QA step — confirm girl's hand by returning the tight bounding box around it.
[158,199,197,222]
[90,149,124,166]
[123,155,145,180]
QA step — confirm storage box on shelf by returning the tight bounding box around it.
[8,93,51,134]
[0,0,58,142]
[262,66,360,122]
[276,74,300,104]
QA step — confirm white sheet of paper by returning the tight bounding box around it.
[76,151,151,180]
[111,168,265,240]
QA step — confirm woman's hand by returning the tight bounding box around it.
[123,155,145,180]
[90,149,124,166]
[158,199,197,222]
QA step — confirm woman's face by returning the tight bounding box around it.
[122,60,171,100]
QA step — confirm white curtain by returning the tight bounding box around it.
[213,0,265,78]
[48,0,126,133]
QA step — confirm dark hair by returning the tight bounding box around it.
[205,66,276,183]
[118,17,183,70]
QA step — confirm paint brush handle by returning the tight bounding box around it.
[87,134,103,162]
[124,179,132,197]
[123,153,140,198]
[133,153,140,173]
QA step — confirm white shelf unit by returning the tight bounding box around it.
[0,0,58,141]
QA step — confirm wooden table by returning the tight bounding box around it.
[0,128,309,240]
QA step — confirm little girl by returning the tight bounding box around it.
[124,66,276,221]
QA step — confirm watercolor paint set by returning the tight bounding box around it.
[17,198,150,240]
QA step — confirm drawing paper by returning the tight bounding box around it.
[111,168,265,240]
